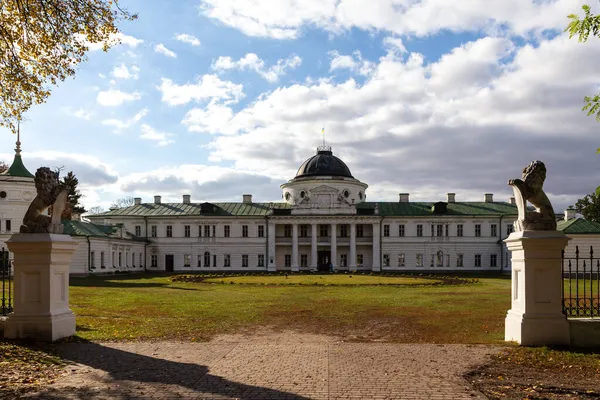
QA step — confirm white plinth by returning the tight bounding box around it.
[4,233,78,342]
[504,230,570,346]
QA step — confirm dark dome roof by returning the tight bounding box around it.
[295,147,353,179]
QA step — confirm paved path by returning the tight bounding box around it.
[23,338,500,400]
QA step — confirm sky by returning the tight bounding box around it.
[0,0,598,213]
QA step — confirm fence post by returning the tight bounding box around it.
[505,230,571,346]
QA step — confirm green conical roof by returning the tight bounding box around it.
[4,154,34,178]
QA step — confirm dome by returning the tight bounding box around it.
[295,146,353,179]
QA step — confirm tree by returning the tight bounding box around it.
[0,1,137,134]
[61,171,86,218]
[87,206,105,215]
[0,161,8,173]
[111,196,134,209]
[574,192,600,223]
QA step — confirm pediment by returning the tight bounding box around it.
[310,185,338,194]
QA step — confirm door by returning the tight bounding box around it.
[317,251,330,272]
[165,255,174,272]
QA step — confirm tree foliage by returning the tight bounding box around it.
[0,161,8,173]
[0,0,136,133]
[574,192,600,223]
[111,196,134,209]
[61,171,86,218]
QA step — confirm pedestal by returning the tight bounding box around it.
[4,233,78,341]
[504,230,570,346]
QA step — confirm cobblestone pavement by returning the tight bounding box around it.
[22,337,501,400]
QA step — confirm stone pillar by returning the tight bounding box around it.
[504,230,570,346]
[291,223,299,272]
[350,223,357,269]
[4,234,78,342]
[330,222,337,270]
[372,222,381,272]
[268,223,277,271]
[311,224,318,271]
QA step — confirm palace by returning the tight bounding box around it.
[1,140,599,275]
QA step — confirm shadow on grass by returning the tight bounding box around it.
[25,339,310,399]
[69,273,201,290]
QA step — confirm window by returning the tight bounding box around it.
[241,255,248,267]
[491,224,497,237]
[224,225,230,237]
[213,254,217,267]
[198,226,202,237]
[340,254,347,267]
[285,254,291,267]
[457,224,463,237]
[430,254,434,267]
[258,254,265,267]
[383,254,390,267]
[319,224,328,237]
[507,224,514,235]
[151,225,157,237]
[184,225,191,238]
[299,224,308,237]
[112,252,115,267]
[184,254,191,267]
[416,254,423,267]
[436,224,443,237]
[90,251,95,269]
[258,225,265,238]
[100,252,105,268]
[284,225,292,238]
[417,224,423,237]
[383,224,390,237]
[140,253,143,267]
[242,225,249,237]
[5,220,10,232]
[118,252,122,267]
[398,225,405,237]
[431,224,434,237]
[135,225,141,236]
[398,253,405,267]
[126,251,129,267]
[224,254,231,267]
[475,254,482,267]
[151,255,158,267]
[204,225,211,237]
[457,254,464,267]
[204,252,211,267]
[132,253,135,267]
[436,251,443,267]
[445,224,449,237]
[475,224,481,237]
[340,225,348,237]
[490,254,497,267]
[166,225,173,238]
[300,254,308,267]
[197,255,202,267]
[356,225,364,238]
[357,254,364,265]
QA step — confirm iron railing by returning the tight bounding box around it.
[1,247,13,316]
[562,246,600,318]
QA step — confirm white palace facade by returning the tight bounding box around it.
[2,142,599,275]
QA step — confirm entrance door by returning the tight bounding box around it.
[165,255,174,272]
[317,251,330,272]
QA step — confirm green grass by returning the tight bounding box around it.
[68,273,511,343]
[202,274,442,285]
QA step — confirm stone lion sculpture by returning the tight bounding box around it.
[20,167,70,234]
[508,160,556,232]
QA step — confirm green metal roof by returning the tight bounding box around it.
[557,218,600,234]
[3,155,34,178]
[62,220,116,237]
[93,201,517,218]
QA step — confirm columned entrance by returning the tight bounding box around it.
[317,250,330,271]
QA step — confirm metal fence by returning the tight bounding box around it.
[562,246,600,318]
[1,247,13,316]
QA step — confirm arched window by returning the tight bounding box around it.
[204,252,210,267]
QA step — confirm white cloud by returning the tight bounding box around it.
[102,108,149,132]
[198,0,587,39]
[111,64,140,80]
[175,33,201,46]
[212,53,302,82]
[96,89,141,106]
[158,74,244,106]
[139,124,175,146]
[82,32,144,50]
[72,108,92,120]
[329,50,374,75]
[183,103,235,134]
[154,43,177,58]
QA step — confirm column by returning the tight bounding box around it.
[350,223,357,269]
[372,222,381,272]
[268,223,277,271]
[311,224,318,270]
[504,230,570,346]
[291,223,299,272]
[330,222,337,270]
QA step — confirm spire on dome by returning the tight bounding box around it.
[4,122,34,178]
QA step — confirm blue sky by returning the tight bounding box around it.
[0,0,598,212]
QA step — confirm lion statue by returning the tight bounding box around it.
[508,160,556,232]
[20,167,70,234]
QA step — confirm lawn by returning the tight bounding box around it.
[68,273,511,343]
[199,274,442,285]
